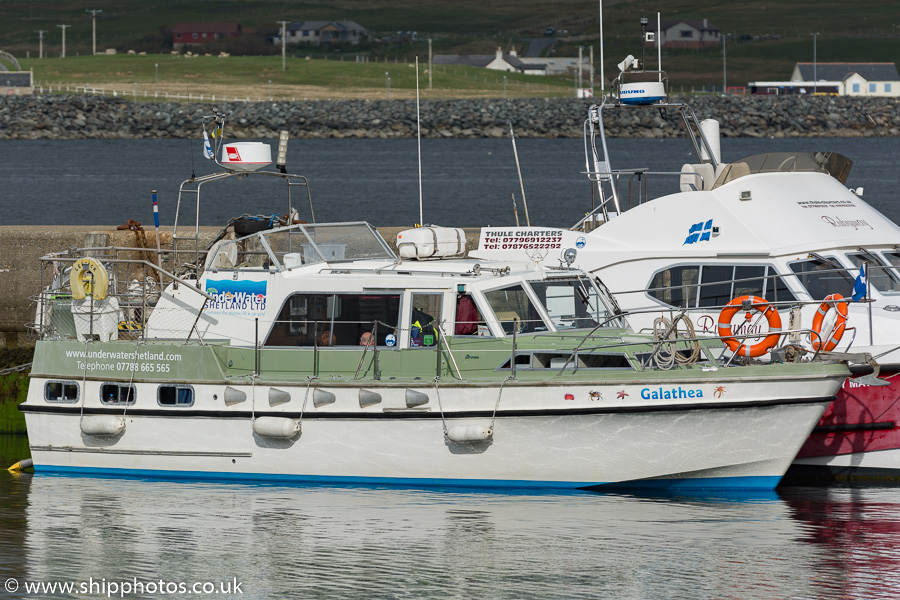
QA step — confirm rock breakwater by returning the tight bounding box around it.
[2,94,899,140]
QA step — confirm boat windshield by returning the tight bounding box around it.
[484,275,623,334]
[260,222,396,268]
[713,152,852,188]
[529,276,622,330]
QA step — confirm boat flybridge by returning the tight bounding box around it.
[472,54,900,481]
[21,111,852,491]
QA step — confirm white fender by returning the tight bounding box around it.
[252,416,300,439]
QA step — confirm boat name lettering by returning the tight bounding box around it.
[697,315,763,336]
[821,215,873,230]
[205,280,267,313]
[640,387,704,400]
[464,354,480,359]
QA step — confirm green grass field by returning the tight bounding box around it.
[20,54,578,100]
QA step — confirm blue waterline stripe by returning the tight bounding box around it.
[34,465,782,491]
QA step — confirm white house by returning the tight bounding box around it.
[647,19,721,49]
[273,21,368,47]
[434,47,546,75]
[791,62,900,97]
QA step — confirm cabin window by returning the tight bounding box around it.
[158,385,194,407]
[847,253,900,293]
[100,383,135,406]
[485,284,545,334]
[698,265,737,307]
[409,293,442,348]
[454,294,490,336]
[649,265,796,308]
[265,293,401,347]
[788,257,853,300]
[529,277,616,330]
[45,381,79,403]
[648,266,699,307]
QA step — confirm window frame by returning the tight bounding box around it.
[481,281,551,336]
[646,263,798,309]
[157,384,195,407]
[44,380,80,404]
[265,291,403,348]
[848,252,900,295]
[787,256,854,300]
[100,382,136,406]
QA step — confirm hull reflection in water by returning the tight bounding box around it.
[15,474,900,599]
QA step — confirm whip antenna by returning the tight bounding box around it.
[416,56,424,226]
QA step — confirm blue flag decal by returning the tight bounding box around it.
[852,264,867,302]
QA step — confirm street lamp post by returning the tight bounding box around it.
[385,72,390,100]
[154,63,158,97]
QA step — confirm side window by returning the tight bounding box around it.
[454,294,490,336]
[45,381,79,403]
[100,383,135,406]
[265,293,401,347]
[847,253,900,293]
[789,258,853,300]
[651,265,795,307]
[484,285,544,334]
[732,265,766,298]
[648,266,699,308]
[158,385,194,406]
[410,293,442,348]
[764,267,797,303]
[698,265,736,307]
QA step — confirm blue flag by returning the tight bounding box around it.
[852,264,867,302]
[202,130,214,160]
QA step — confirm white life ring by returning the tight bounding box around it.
[70,257,109,301]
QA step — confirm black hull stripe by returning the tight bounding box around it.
[812,421,896,434]
[20,396,834,419]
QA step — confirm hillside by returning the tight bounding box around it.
[2,0,900,89]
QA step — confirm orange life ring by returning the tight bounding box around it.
[810,293,848,352]
[717,295,783,357]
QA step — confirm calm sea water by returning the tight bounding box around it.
[2,436,900,600]
[0,136,898,228]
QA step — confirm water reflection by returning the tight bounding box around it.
[780,486,900,599]
[0,438,900,600]
[0,475,847,599]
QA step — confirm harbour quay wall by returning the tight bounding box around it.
[2,94,900,140]
[0,225,479,349]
